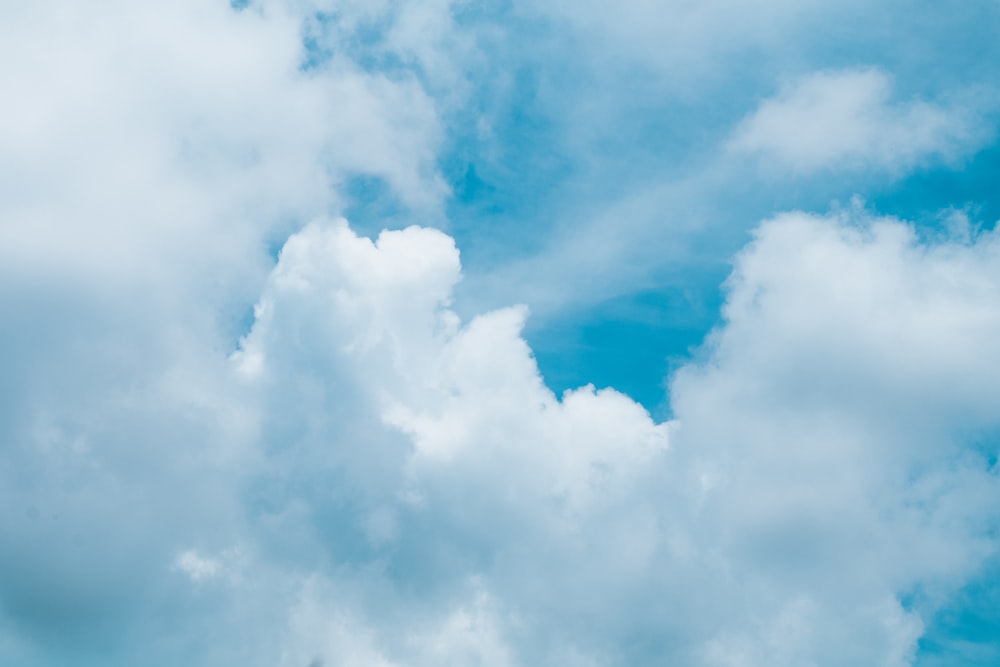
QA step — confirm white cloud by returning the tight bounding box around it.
[669,208,1000,664]
[0,0,445,287]
[3,2,1000,666]
[5,194,1000,665]
[275,578,517,667]
[236,217,668,526]
[729,68,991,173]
[0,1,449,659]
[221,210,1000,665]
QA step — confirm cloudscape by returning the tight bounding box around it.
[2,1,1000,665]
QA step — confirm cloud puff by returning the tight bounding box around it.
[728,68,991,173]
[669,208,1000,664]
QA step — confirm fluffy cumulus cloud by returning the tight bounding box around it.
[8,207,1000,665]
[670,209,1000,665]
[230,211,1000,666]
[3,1,1000,666]
[728,68,992,174]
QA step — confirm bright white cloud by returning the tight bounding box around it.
[669,208,1000,665]
[216,211,1000,665]
[729,68,991,173]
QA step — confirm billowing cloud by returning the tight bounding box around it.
[5,201,1000,665]
[670,208,1000,664]
[213,210,1000,666]
[9,209,991,665]
[232,211,1000,666]
[0,1,451,661]
[3,1,1000,666]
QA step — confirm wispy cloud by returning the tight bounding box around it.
[729,68,993,174]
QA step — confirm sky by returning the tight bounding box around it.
[2,1,1000,665]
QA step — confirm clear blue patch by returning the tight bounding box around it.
[872,143,1000,234]
[526,285,725,420]
[917,557,1000,666]
[341,174,414,239]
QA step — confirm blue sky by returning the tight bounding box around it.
[2,1,1000,665]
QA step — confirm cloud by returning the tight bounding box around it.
[728,68,992,174]
[295,0,478,95]
[0,0,446,287]
[220,211,1000,665]
[3,1,1000,666]
[0,0,450,661]
[668,207,1000,664]
[4,197,1000,665]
